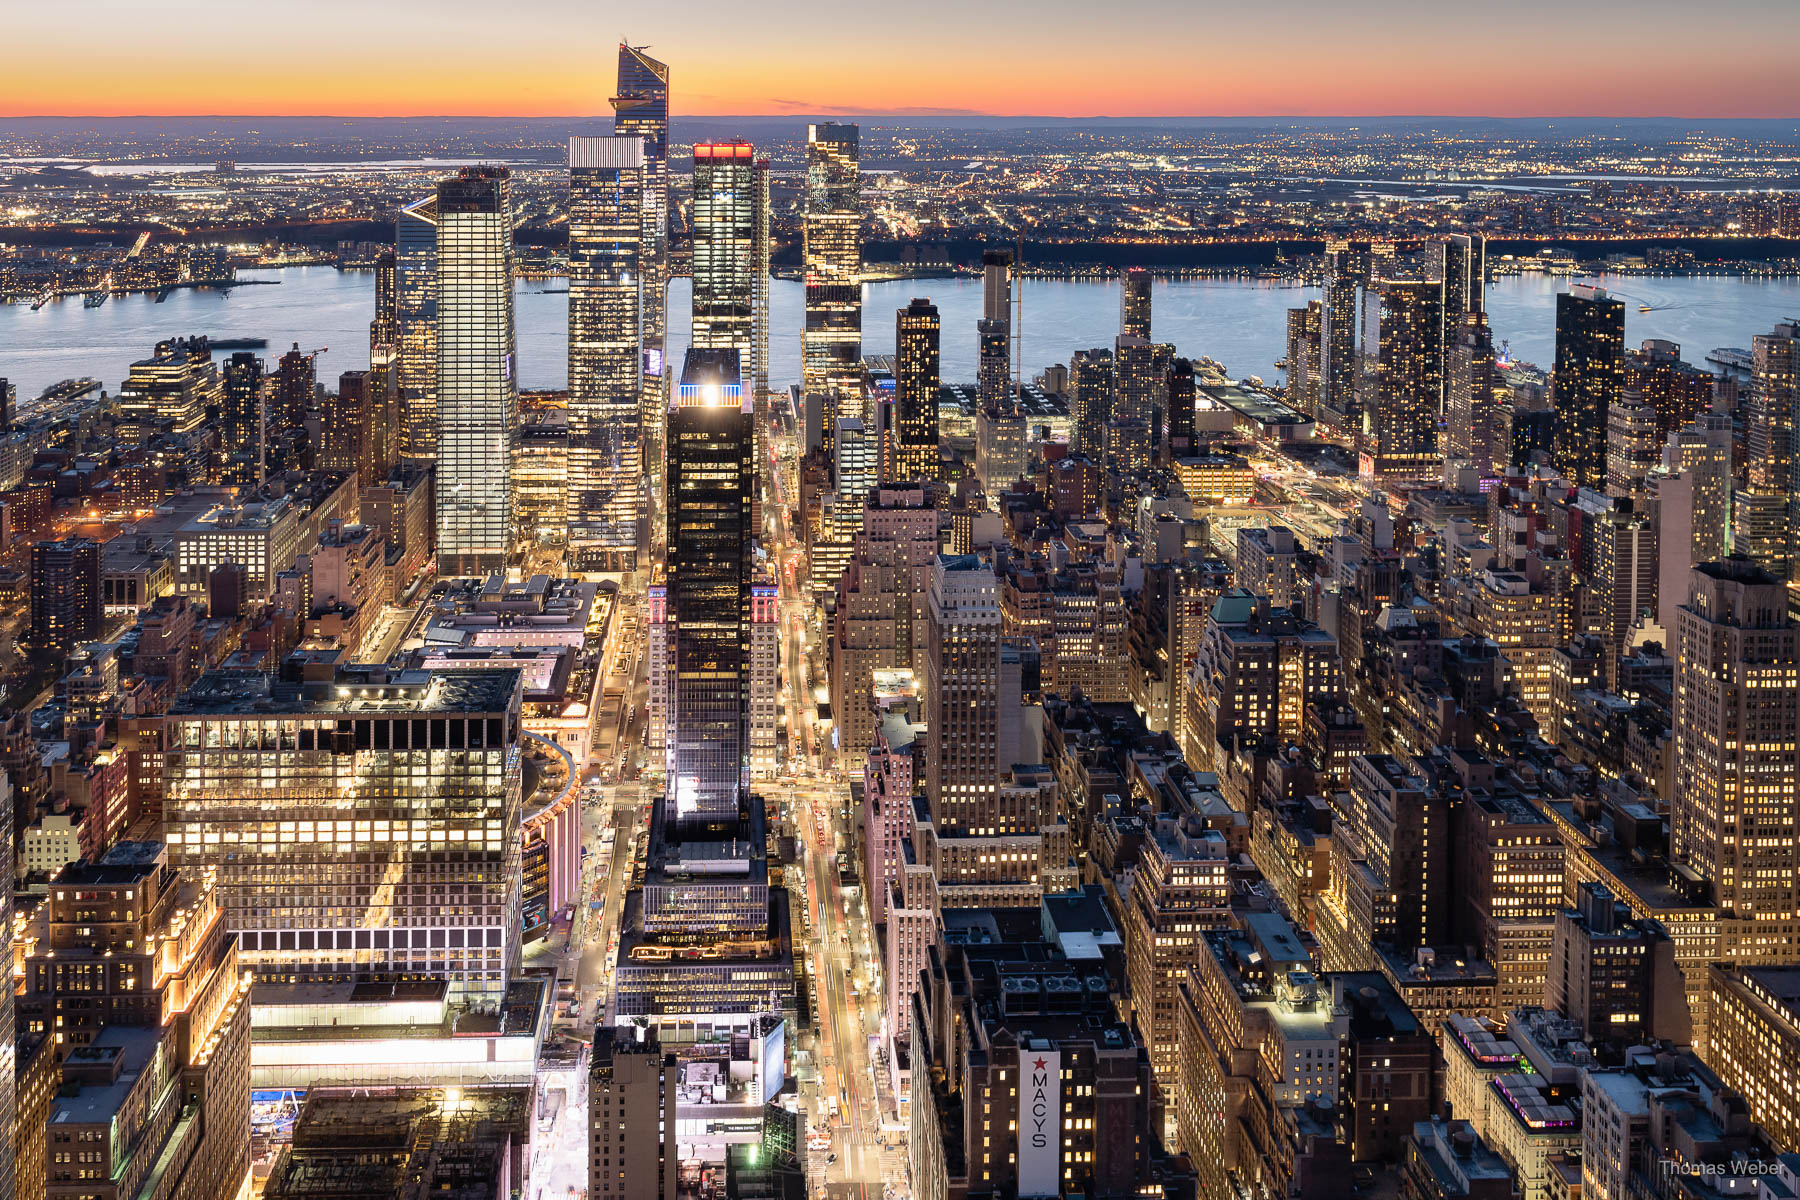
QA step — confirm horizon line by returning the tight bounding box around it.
[5,111,1800,123]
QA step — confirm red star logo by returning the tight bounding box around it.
[1033,1057,1047,1071]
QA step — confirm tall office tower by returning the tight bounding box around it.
[567,135,645,571]
[1552,284,1626,491]
[1359,278,1443,479]
[220,350,265,485]
[1184,590,1341,771]
[371,246,398,353]
[327,366,398,487]
[923,555,1003,831]
[979,249,1014,407]
[1732,322,1800,581]
[665,349,754,821]
[1165,357,1198,459]
[1671,559,1800,920]
[434,166,517,576]
[30,536,101,651]
[366,343,399,483]
[1068,346,1113,457]
[18,846,252,1200]
[1433,234,1484,404]
[1604,389,1660,499]
[396,193,439,461]
[1121,266,1153,340]
[1653,413,1734,632]
[1320,266,1361,430]
[894,298,942,482]
[322,370,369,474]
[0,376,12,433]
[751,155,772,412]
[1627,338,1714,441]
[589,1028,677,1200]
[691,141,758,376]
[164,667,526,1004]
[274,341,314,436]
[1445,311,1502,472]
[612,44,671,478]
[802,122,863,460]
[1109,334,1165,475]
[1284,300,1323,416]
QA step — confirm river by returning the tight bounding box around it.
[5,268,1799,403]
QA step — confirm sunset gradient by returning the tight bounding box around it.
[3,0,1798,119]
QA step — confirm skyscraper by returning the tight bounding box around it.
[396,193,439,461]
[1434,234,1485,407]
[1552,284,1626,491]
[568,135,645,571]
[1733,322,1799,582]
[30,536,101,651]
[1445,310,1501,473]
[895,298,942,483]
[665,348,755,821]
[1671,559,1800,920]
[691,141,759,383]
[589,1028,678,1200]
[1360,278,1443,479]
[803,122,862,460]
[1285,300,1323,416]
[979,249,1014,410]
[1069,346,1113,457]
[612,43,671,478]
[924,554,1003,833]
[434,166,517,576]
[1166,356,1197,459]
[1121,266,1152,340]
[370,246,398,354]
[220,349,265,485]
[274,341,314,439]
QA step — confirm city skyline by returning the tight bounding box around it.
[4,2,1800,120]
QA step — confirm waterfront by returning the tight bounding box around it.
[5,267,1800,404]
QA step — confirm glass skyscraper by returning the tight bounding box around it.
[434,167,517,576]
[691,142,759,386]
[396,194,438,463]
[612,44,671,492]
[666,348,755,823]
[894,298,941,483]
[803,123,862,458]
[568,135,645,571]
[1552,284,1626,491]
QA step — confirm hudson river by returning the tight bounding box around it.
[5,269,1799,403]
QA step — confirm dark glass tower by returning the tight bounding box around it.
[804,122,862,463]
[1121,266,1152,340]
[894,298,941,483]
[1552,284,1626,490]
[666,348,755,824]
[221,350,264,485]
[1166,357,1197,458]
[613,44,671,483]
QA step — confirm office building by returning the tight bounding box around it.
[1165,356,1197,458]
[1671,558,1800,921]
[1548,881,1685,1047]
[804,122,862,457]
[273,341,314,439]
[1184,590,1341,773]
[665,349,755,821]
[612,43,671,476]
[1652,412,1733,632]
[396,192,439,461]
[1732,322,1799,581]
[18,845,252,1200]
[1108,334,1168,475]
[31,536,101,651]
[324,366,396,487]
[370,246,397,351]
[895,299,942,482]
[691,142,759,385]
[1359,278,1443,479]
[1121,267,1152,340]
[434,166,517,575]
[1068,346,1113,458]
[1708,964,1800,1155]
[163,668,526,1004]
[568,134,646,570]
[116,336,217,437]
[589,1027,678,1200]
[924,554,1003,832]
[1625,338,1713,442]
[1552,284,1626,490]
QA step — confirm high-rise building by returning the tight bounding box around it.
[1319,243,1377,431]
[612,44,671,481]
[324,368,397,486]
[894,299,941,482]
[1732,322,1799,582]
[0,784,11,1200]
[1434,234,1485,407]
[1626,338,1713,442]
[1108,334,1167,475]
[164,667,526,1004]
[30,536,101,651]
[1604,389,1660,498]
[1184,590,1341,772]
[691,142,758,380]
[1284,300,1323,416]
[1652,412,1733,632]
[1165,356,1197,458]
[434,166,517,576]
[924,555,1003,832]
[589,1028,677,1200]
[1359,278,1443,479]
[664,349,755,822]
[1670,559,1800,921]
[1445,310,1502,473]
[116,336,217,436]
[802,123,862,459]
[273,341,314,438]
[979,249,1014,409]
[1552,284,1626,491]
[371,246,398,353]
[396,193,439,462]
[568,135,645,570]
[220,350,265,485]
[18,845,252,1200]
[1121,266,1153,340]
[751,154,772,424]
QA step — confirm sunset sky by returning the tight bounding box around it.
[3,0,1797,119]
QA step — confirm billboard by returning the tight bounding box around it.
[1018,1047,1061,1198]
